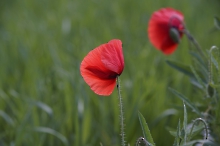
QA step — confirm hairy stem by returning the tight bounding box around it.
[209,46,219,83]
[116,76,126,146]
[183,29,207,60]
[188,118,208,141]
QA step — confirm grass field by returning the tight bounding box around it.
[0,0,220,145]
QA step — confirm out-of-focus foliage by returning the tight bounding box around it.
[0,0,220,145]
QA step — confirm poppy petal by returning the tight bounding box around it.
[101,39,124,75]
[81,71,116,96]
[80,42,119,96]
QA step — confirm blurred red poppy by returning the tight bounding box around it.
[80,39,124,96]
[148,8,184,54]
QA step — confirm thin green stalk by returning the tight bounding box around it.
[209,46,219,84]
[116,76,126,146]
[209,48,213,84]
[183,29,207,60]
[188,118,208,141]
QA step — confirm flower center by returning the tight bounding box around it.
[86,66,118,79]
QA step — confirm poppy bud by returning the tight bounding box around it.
[207,83,215,98]
[169,28,181,43]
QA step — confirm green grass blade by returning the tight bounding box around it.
[138,111,155,146]
[0,110,14,126]
[173,119,181,146]
[190,65,205,88]
[151,109,177,127]
[34,101,53,116]
[34,127,69,146]
[183,102,187,144]
[189,51,206,67]
[168,88,201,116]
[166,60,195,78]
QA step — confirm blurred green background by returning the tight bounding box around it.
[0,0,220,145]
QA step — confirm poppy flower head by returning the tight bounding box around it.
[148,8,185,54]
[80,39,124,96]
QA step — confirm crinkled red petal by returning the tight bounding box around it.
[101,39,124,75]
[80,39,124,96]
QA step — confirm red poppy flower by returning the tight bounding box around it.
[80,39,124,96]
[148,8,185,54]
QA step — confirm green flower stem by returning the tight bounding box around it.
[209,46,219,83]
[183,29,207,60]
[188,118,208,141]
[116,76,126,146]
